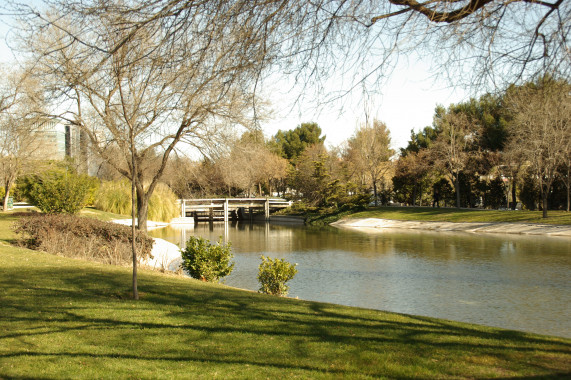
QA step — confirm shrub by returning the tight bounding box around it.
[94,180,179,222]
[258,255,297,296]
[282,201,318,215]
[148,183,180,222]
[94,180,131,215]
[180,236,234,282]
[19,169,98,214]
[13,214,154,265]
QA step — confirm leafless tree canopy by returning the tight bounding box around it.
[0,68,45,211]
[504,77,571,217]
[6,0,569,100]
[345,119,394,205]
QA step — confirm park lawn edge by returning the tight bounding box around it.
[304,206,571,226]
[1,210,570,378]
[348,207,571,224]
[1,243,570,378]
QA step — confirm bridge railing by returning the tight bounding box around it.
[178,198,292,220]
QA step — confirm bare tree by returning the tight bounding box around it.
[431,111,479,208]
[218,135,286,197]
[505,77,571,218]
[219,144,261,197]
[262,152,289,196]
[345,119,394,206]
[498,147,526,210]
[8,0,567,105]
[16,1,283,299]
[0,69,44,211]
[366,1,569,88]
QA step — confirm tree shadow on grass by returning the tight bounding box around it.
[1,260,570,378]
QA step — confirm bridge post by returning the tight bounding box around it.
[224,198,229,223]
[264,198,270,221]
[181,200,186,217]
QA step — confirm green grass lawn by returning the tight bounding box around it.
[2,212,571,378]
[79,206,130,221]
[346,206,571,225]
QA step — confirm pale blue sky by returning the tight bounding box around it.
[262,60,467,150]
[0,11,468,151]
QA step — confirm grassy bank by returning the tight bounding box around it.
[324,206,571,226]
[79,206,130,221]
[1,213,570,378]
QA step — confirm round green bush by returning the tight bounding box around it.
[258,255,297,296]
[20,169,98,214]
[180,236,234,282]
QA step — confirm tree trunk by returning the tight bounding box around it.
[567,184,570,212]
[130,137,139,300]
[455,173,461,208]
[136,184,149,232]
[567,166,570,212]
[2,177,14,212]
[131,174,139,300]
[2,188,10,211]
[542,192,548,218]
[511,173,518,210]
[373,181,378,207]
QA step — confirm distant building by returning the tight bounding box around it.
[33,118,90,173]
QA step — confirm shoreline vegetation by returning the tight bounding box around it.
[1,210,570,378]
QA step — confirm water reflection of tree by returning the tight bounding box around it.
[164,224,571,263]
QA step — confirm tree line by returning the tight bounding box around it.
[160,120,393,212]
[394,76,570,217]
[158,76,570,219]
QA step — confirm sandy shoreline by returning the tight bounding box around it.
[331,218,571,237]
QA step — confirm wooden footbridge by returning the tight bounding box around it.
[177,198,292,223]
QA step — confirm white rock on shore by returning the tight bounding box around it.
[111,219,182,270]
[145,238,182,270]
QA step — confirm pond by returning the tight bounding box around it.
[150,222,571,338]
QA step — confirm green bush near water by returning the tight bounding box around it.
[18,168,99,214]
[258,255,298,296]
[180,236,234,282]
[94,180,179,222]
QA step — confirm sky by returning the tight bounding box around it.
[262,61,468,151]
[0,12,468,152]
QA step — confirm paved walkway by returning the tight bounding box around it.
[331,218,571,237]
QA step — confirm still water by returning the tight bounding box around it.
[150,222,571,338]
